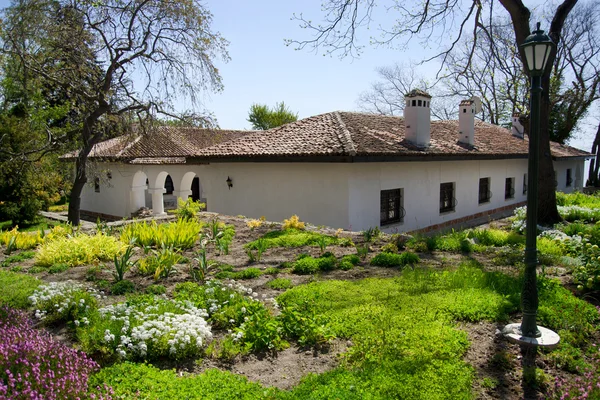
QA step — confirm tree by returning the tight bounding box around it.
[1,0,228,225]
[290,0,591,224]
[248,102,298,130]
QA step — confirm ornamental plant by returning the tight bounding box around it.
[0,306,105,400]
[121,219,203,250]
[35,232,126,268]
[78,295,212,360]
[174,198,205,221]
[113,245,138,282]
[282,214,305,230]
[29,281,100,325]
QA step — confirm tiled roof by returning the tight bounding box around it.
[78,112,591,163]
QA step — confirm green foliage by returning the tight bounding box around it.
[356,244,369,259]
[121,219,203,250]
[174,198,205,220]
[0,227,43,251]
[89,362,278,399]
[0,250,35,267]
[138,245,182,280]
[48,263,69,274]
[246,229,341,250]
[191,247,214,283]
[29,282,98,325]
[279,301,336,347]
[113,245,138,282]
[111,279,136,295]
[35,232,125,268]
[0,270,40,308]
[233,302,288,353]
[380,242,398,253]
[267,278,293,290]
[361,226,381,242]
[216,267,263,280]
[145,284,166,295]
[263,267,280,275]
[339,254,360,270]
[556,191,600,208]
[370,251,420,267]
[248,101,298,130]
[292,254,336,274]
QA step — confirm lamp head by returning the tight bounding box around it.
[521,23,555,76]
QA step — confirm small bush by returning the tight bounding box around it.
[263,267,280,275]
[282,215,305,230]
[121,219,202,250]
[370,251,420,267]
[246,229,340,250]
[380,242,398,253]
[279,301,335,347]
[292,254,336,274]
[362,226,380,242]
[35,232,125,268]
[145,284,167,295]
[174,198,205,220]
[111,279,136,295]
[267,278,293,290]
[48,263,69,274]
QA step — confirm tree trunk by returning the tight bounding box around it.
[537,73,561,225]
[67,154,88,226]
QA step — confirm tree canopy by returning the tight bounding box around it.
[0,0,229,225]
[248,102,298,130]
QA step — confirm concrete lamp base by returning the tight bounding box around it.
[502,323,560,348]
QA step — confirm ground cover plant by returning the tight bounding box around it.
[121,218,204,250]
[0,306,104,400]
[2,196,600,399]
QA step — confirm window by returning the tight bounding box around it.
[505,177,515,199]
[566,169,573,187]
[380,189,404,225]
[94,177,100,193]
[440,182,456,213]
[523,174,527,195]
[478,178,491,204]
[164,175,174,195]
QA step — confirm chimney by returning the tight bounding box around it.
[458,99,475,146]
[511,112,524,139]
[404,89,432,147]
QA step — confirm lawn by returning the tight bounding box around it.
[0,194,599,400]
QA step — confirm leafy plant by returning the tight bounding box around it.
[153,245,181,281]
[267,278,293,290]
[278,301,335,347]
[35,232,126,268]
[361,226,380,242]
[191,247,214,283]
[245,229,340,250]
[356,244,369,260]
[292,254,336,274]
[121,219,202,250]
[174,198,205,220]
[111,279,136,295]
[370,251,420,267]
[0,270,40,309]
[255,238,268,261]
[316,235,327,254]
[49,263,69,274]
[380,242,398,253]
[246,216,266,230]
[0,250,35,267]
[282,214,305,230]
[145,284,166,295]
[113,245,138,282]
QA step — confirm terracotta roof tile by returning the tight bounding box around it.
[79,112,591,163]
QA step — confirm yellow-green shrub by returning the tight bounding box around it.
[282,215,305,230]
[120,219,202,250]
[0,227,42,250]
[35,233,126,268]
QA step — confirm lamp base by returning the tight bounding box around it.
[502,323,560,348]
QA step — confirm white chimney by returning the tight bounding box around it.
[511,112,524,139]
[458,99,475,146]
[404,89,431,147]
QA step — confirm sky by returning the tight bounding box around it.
[0,0,595,153]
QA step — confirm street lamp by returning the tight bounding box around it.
[503,23,559,346]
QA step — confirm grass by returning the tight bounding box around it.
[267,278,293,290]
[0,218,67,232]
[1,250,36,267]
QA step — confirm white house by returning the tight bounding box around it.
[71,92,590,233]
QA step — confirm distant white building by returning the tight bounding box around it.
[69,91,590,233]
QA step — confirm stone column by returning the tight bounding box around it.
[129,184,148,215]
[148,187,166,215]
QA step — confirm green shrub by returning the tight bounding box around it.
[0,270,40,308]
[174,198,205,220]
[113,245,138,282]
[89,362,277,399]
[232,301,288,353]
[267,278,293,290]
[145,284,167,295]
[48,263,69,274]
[111,279,136,295]
[35,232,125,268]
[263,267,280,275]
[279,301,335,347]
[292,254,336,274]
[138,245,182,280]
[361,227,380,242]
[370,251,420,267]
[380,242,398,253]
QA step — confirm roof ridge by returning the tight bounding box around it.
[334,112,357,156]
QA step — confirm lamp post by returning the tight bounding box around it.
[503,23,559,347]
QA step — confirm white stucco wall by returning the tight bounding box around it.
[554,159,585,194]
[80,157,587,232]
[348,159,529,233]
